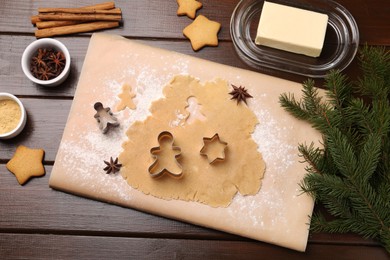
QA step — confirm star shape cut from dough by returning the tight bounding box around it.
[116,84,136,111]
[200,134,228,164]
[177,0,203,19]
[6,145,45,185]
[183,15,221,51]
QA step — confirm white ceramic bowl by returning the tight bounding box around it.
[0,93,27,139]
[21,38,71,87]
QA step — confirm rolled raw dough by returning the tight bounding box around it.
[119,75,266,207]
[116,84,136,111]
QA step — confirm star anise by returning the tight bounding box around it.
[30,48,65,81]
[36,48,49,61]
[48,51,65,75]
[35,67,55,81]
[103,157,122,174]
[229,84,253,105]
[31,56,47,68]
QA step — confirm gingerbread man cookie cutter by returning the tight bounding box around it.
[200,133,228,164]
[148,131,183,179]
[93,102,120,134]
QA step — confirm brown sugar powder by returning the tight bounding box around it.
[0,99,21,134]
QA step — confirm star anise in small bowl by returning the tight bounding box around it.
[21,38,71,87]
[48,51,66,76]
[30,48,65,81]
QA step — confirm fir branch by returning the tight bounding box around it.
[357,133,382,183]
[279,46,390,252]
[357,45,390,99]
[298,143,323,175]
[301,174,353,218]
[279,80,334,132]
[302,79,324,113]
[279,92,313,121]
[325,127,357,178]
[325,70,352,111]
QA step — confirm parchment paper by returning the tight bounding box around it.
[50,33,321,251]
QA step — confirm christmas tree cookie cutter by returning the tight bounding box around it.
[148,131,183,179]
[200,133,228,164]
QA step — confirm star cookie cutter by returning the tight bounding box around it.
[200,133,228,164]
[148,131,183,179]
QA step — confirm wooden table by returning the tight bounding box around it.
[0,1,389,259]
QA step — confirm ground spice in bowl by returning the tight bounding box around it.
[0,99,22,135]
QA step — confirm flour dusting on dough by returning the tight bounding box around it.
[119,75,266,207]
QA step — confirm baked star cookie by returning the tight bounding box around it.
[6,145,45,185]
[177,0,202,19]
[183,15,221,51]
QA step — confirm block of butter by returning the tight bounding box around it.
[255,1,328,57]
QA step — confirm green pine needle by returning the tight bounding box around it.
[279,46,390,253]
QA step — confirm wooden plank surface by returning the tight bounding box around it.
[1,234,389,260]
[0,35,312,97]
[0,0,389,44]
[0,0,389,259]
[0,164,383,246]
[0,99,70,161]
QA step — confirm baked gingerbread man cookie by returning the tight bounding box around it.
[6,145,45,185]
[177,0,202,19]
[183,15,221,51]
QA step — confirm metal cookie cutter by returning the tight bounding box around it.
[148,131,183,178]
[93,102,119,134]
[200,133,228,164]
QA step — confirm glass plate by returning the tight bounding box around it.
[230,0,359,78]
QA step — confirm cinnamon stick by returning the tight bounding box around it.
[38,8,122,15]
[35,21,119,38]
[31,1,116,25]
[38,13,122,22]
[36,20,84,29]
[31,15,41,24]
[82,1,115,10]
